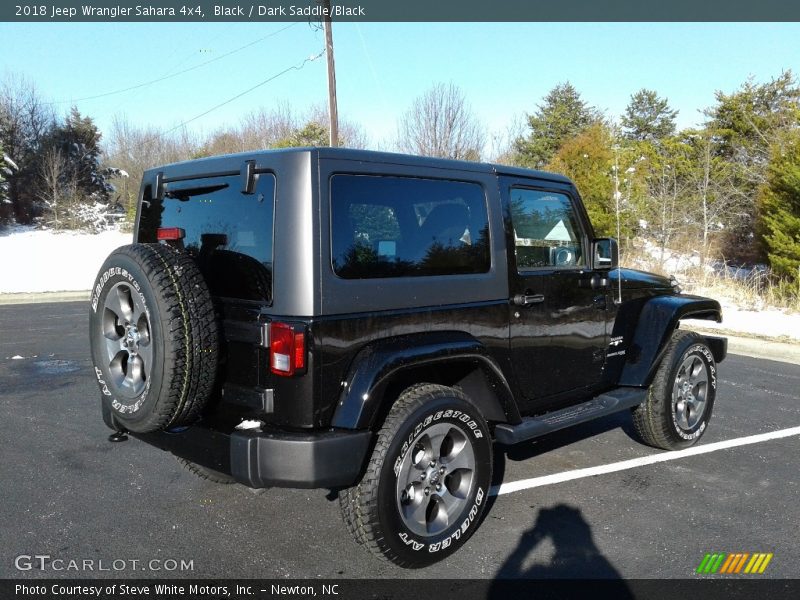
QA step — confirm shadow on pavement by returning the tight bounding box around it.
[487,504,634,596]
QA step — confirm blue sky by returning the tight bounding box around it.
[1,22,798,152]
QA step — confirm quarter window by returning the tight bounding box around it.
[509,188,584,270]
[331,175,490,279]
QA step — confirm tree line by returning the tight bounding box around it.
[1,72,798,285]
[400,77,800,284]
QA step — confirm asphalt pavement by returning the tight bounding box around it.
[1,301,798,580]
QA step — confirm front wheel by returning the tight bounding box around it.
[632,330,717,450]
[340,384,492,568]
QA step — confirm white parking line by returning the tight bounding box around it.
[490,425,800,496]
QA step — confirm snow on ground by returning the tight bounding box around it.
[682,300,800,342]
[637,239,707,274]
[0,226,131,293]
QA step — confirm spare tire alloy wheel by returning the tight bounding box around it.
[340,384,492,568]
[90,243,218,434]
[102,281,151,399]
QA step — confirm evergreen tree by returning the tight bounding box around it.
[547,123,616,237]
[275,122,329,148]
[709,71,800,170]
[621,89,678,142]
[48,106,112,203]
[515,82,601,169]
[705,71,800,262]
[759,130,800,280]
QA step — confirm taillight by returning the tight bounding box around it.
[157,227,185,241]
[269,322,306,376]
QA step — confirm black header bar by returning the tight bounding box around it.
[3,0,800,22]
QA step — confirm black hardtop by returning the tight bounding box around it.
[145,146,572,185]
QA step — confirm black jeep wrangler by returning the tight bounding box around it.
[90,147,726,567]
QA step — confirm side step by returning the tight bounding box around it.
[494,387,647,446]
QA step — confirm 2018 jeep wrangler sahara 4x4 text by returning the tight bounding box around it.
[90,147,726,567]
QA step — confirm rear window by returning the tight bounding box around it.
[138,174,275,302]
[330,174,490,279]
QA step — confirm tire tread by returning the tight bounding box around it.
[339,383,489,568]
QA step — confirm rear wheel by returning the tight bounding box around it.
[632,330,717,450]
[340,384,492,568]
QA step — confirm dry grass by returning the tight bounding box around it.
[622,243,800,314]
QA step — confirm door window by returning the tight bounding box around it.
[509,188,584,270]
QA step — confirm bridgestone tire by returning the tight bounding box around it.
[340,384,492,568]
[632,330,717,451]
[89,243,218,434]
[177,457,236,484]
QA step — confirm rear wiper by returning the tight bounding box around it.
[165,183,229,201]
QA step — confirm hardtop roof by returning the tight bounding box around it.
[147,146,572,185]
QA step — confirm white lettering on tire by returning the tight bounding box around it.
[394,408,485,476]
[393,406,487,553]
[399,486,484,554]
[672,345,714,440]
[92,266,143,312]
[93,269,152,414]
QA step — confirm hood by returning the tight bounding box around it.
[612,268,675,291]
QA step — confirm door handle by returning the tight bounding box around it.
[512,293,545,306]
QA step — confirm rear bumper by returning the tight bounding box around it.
[102,403,372,489]
[228,428,372,488]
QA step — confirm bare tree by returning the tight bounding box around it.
[104,115,199,219]
[37,146,76,229]
[307,103,370,149]
[489,114,526,165]
[197,103,370,155]
[238,103,299,150]
[0,74,55,223]
[396,83,485,160]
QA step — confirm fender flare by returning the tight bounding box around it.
[331,331,519,430]
[619,295,723,387]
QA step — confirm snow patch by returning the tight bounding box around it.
[683,300,800,341]
[0,226,131,293]
[3,153,19,171]
[635,239,705,274]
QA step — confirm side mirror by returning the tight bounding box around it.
[592,238,618,270]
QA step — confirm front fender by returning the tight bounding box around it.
[331,331,517,430]
[619,295,722,387]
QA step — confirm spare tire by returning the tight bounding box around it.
[89,243,218,433]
